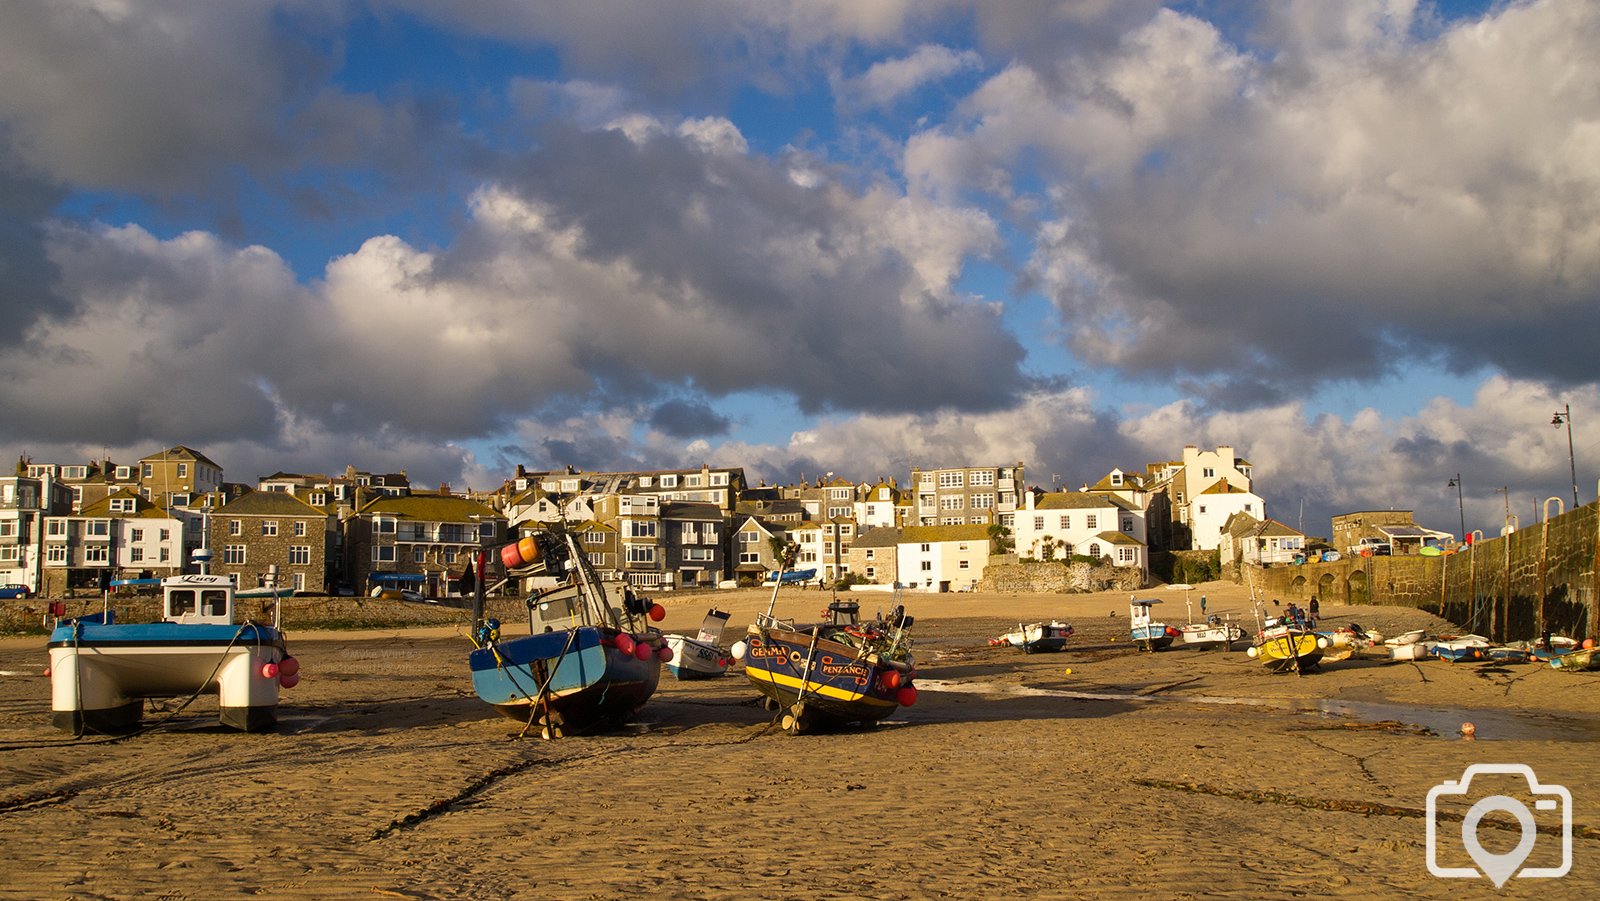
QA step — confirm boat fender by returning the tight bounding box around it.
[656,645,673,662]
[1246,646,1259,658]
[896,685,918,707]
[261,662,280,679]
[1316,637,1330,649]
[633,642,653,661]
[648,603,666,622]
[615,633,636,656]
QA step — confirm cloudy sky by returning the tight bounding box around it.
[2,0,1597,539]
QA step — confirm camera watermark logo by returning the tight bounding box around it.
[1426,763,1572,888]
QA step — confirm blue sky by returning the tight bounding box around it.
[2,0,1596,540]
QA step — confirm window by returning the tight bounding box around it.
[1086,515,1097,529]
[971,494,994,509]
[294,521,307,537]
[1122,518,1133,532]
[87,546,111,564]
[958,560,970,569]
[660,475,678,488]
[224,544,247,564]
[828,506,851,518]
[131,528,143,542]
[46,519,66,537]
[920,560,932,571]
[684,548,713,562]
[1033,516,1044,530]
[626,545,656,564]
[110,497,135,512]
[1198,505,1207,515]
[228,519,242,536]
[920,544,931,552]
[1111,472,1123,485]
[864,549,875,560]
[444,548,457,563]
[177,463,188,478]
[969,471,995,486]
[412,546,425,563]
[629,521,657,539]
[739,552,761,564]
[939,472,964,488]
[142,464,153,478]
[942,517,964,525]
[1202,467,1215,478]
[376,518,396,534]
[129,547,144,562]
[115,466,131,480]
[86,520,110,537]
[373,546,395,563]
[47,546,66,564]
[1059,515,1070,530]
[711,473,728,486]
[289,546,311,565]
[940,496,964,510]
[583,531,606,545]
[1119,547,1136,562]
[1088,544,1101,558]
[262,521,278,537]
[1244,503,1254,513]
[680,523,698,543]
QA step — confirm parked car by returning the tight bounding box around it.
[0,583,34,599]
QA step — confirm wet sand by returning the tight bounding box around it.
[1,581,1596,899]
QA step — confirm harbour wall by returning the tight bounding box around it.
[1248,500,1599,642]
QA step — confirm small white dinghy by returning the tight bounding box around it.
[991,620,1075,653]
[662,609,734,679]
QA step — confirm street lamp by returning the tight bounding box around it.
[1552,404,1579,509]
[1447,475,1465,542]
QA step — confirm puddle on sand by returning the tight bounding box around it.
[914,679,1600,741]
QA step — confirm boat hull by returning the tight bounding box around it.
[996,621,1073,653]
[1131,625,1175,651]
[663,634,729,679]
[1180,624,1244,649]
[1550,647,1598,671]
[48,620,285,733]
[1250,631,1324,673]
[468,626,661,732]
[741,626,907,730]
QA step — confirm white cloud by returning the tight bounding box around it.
[840,44,982,111]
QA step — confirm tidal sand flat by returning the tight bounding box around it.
[0,582,1596,899]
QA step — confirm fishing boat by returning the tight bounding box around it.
[48,561,298,734]
[1246,616,1327,673]
[991,620,1075,653]
[662,609,734,679]
[467,532,666,738]
[1176,595,1243,650]
[734,558,916,735]
[1426,634,1491,663]
[1180,617,1246,650]
[1129,598,1178,651]
[1482,646,1532,664]
[1531,635,1579,663]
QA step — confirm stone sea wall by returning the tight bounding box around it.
[980,559,1144,594]
[1250,501,1599,642]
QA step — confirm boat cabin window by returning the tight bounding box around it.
[168,589,197,619]
[202,590,228,617]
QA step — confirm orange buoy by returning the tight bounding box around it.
[518,536,540,565]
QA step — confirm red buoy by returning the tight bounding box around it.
[896,685,918,707]
[614,633,636,656]
[656,645,673,662]
[279,656,300,677]
[633,642,653,661]
[649,603,666,622]
[280,672,300,689]
[882,670,901,690]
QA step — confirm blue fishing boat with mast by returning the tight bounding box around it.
[466,530,667,739]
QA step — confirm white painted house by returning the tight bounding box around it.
[897,524,993,591]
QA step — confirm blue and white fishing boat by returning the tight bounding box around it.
[48,554,298,734]
[662,609,733,679]
[991,620,1075,653]
[467,531,665,739]
[1129,598,1178,651]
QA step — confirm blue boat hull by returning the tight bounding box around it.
[1131,625,1175,651]
[468,627,661,732]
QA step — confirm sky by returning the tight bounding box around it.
[2,0,1598,541]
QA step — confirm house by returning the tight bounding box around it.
[910,462,1024,528]
[1219,513,1306,568]
[1013,490,1148,575]
[790,517,857,583]
[1187,478,1266,551]
[847,526,902,585]
[730,515,790,584]
[660,501,724,589]
[138,445,225,510]
[344,492,504,597]
[1331,511,1452,556]
[1143,445,1258,551]
[1,470,75,594]
[209,491,336,594]
[898,524,994,591]
[592,492,665,588]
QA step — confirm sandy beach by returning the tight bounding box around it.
[1,581,1596,899]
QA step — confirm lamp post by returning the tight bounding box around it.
[1447,475,1465,542]
[1552,405,1579,509]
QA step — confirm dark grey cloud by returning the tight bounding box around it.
[648,399,732,439]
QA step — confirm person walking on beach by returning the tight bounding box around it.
[1308,596,1320,626]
